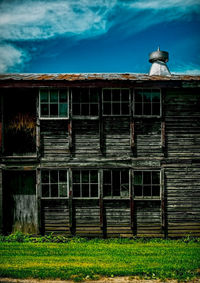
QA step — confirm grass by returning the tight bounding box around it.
[0,237,200,282]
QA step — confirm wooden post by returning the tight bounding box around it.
[99,169,105,237]
[36,168,43,235]
[36,94,41,159]
[68,168,74,235]
[161,121,165,149]
[99,89,104,154]
[68,120,73,151]
[130,121,135,149]
[161,168,167,238]
[130,170,135,234]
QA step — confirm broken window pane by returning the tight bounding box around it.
[50,104,58,116]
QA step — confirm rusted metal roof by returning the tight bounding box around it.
[0,73,200,81]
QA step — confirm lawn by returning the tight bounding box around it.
[0,238,200,282]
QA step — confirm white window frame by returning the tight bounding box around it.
[41,169,69,199]
[102,88,130,116]
[103,169,130,199]
[39,88,69,119]
[72,88,99,118]
[133,170,161,200]
[133,88,162,117]
[72,169,99,199]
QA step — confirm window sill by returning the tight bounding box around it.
[39,117,69,120]
[134,197,161,200]
[72,116,99,120]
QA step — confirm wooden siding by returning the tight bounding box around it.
[42,199,70,235]
[165,165,200,237]
[104,117,131,157]
[104,200,132,237]
[41,120,70,160]
[73,120,100,158]
[135,120,163,158]
[135,201,163,237]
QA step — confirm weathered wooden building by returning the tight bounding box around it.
[0,49,200,237]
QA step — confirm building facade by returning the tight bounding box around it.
[0,69,200,237]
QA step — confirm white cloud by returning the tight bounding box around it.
[0,44,28,72]
[173,64,200,75]
[0,0,199,72]
[0,0,117,41]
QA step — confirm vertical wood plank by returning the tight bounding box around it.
[161,168,167,238]
[161,121,165,148]
[68,120,73,150]
[36,92,41,159]
[130,170,135,233]
[130,121,135,149]
[68,168,73,235]
[99,169,105,237]
[36,168,42,235]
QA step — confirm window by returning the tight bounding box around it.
[103,169,129,197]
[40,89,68,118]
[41,170,68,198]
[72,170,98,197]
[134,171,160,199]
[134,89,161,116]
[72,88,99,116]
[102,88,130,116]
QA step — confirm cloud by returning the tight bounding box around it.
[0,44,28,72]
[0,0,117,41]
[173,63,200,75]
[0,0,199,72]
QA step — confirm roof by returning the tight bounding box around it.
[0,73,200,81]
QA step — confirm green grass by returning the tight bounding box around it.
[0,238,200,282]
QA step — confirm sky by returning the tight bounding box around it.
[0,0,200,74]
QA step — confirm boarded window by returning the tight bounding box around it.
[102,89,130,116]
[4,89,36,155]
[3,171,36,234]
[72,170,98,198]
[41,170,68,198]
[103,169,129,197]
[134,89,161,116]
[72,88,99,116]
[40,89,68,118]
[134,171,160,199]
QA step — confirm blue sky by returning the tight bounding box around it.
[0,0,200,74]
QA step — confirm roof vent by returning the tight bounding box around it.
[149,47,171,76]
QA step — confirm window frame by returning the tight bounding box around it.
[102,88,130,116]
[39,88,69,119]
[133,88,162,118]
[133,170,161,200]
[72,169,99,199]
[71,88,99,119]
[40,169,69,199]
[103,169,130,199]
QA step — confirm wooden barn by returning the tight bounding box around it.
[0,49,200,238]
